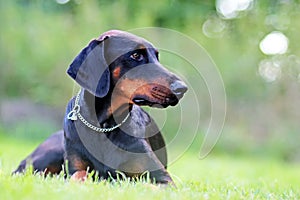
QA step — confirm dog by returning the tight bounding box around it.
[13,30,188,185]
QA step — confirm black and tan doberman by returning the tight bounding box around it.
[13,30,188,185]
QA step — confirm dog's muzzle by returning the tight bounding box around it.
[132,81,188,108]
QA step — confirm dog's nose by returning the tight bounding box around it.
[170,80,188,96]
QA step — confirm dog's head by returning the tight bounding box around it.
[67,30,187,108]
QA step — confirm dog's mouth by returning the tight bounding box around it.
[131,85,180,108]
[132,96,178,108]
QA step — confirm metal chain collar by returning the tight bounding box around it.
[67,90,130,133]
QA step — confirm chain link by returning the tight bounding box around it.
[67,90,130,133]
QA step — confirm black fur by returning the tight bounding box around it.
[13,30,187,185]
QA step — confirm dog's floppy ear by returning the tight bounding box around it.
[67,37,110,98]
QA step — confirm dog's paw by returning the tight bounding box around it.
[70,170,87,182]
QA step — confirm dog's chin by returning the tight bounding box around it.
[132,96,179,108]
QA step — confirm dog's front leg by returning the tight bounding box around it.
[117,143,175,185]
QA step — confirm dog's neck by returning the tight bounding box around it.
[80,89,132,127]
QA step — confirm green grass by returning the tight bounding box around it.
[0,134,299,200]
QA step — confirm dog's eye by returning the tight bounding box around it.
[130,52,144,61]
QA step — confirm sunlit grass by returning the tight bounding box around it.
[0,134,299,200]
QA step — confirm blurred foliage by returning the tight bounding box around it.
[1,0,300,162]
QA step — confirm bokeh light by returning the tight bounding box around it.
[216,0,253,19]
[202,15,227,38]
[56,0,70,4]
[258,59,282,82]
[259,31,289,55]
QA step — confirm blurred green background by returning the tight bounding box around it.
[1,0,300,164]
